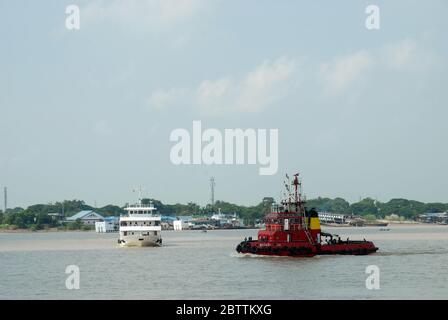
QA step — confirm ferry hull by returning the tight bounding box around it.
[118,235,162,247]
[119,241,161,247]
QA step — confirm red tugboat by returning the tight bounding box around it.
[236,173,378,257]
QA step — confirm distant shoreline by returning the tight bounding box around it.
[0,228,93,234]
[1,222,445,234]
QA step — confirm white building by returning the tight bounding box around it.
[173,220,187,231]
[66,210,104,225]
[173,216,193,231]
[95,217,119,233]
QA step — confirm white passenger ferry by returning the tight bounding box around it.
[118,198,162,247]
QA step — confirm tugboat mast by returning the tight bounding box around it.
[293,173,300,213]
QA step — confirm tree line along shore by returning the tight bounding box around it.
[0,197,447,231]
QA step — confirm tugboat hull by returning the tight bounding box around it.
[237,241,317,257]
[236,240,378,257]
[319,242,378,255]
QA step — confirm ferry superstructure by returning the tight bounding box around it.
[118,201,162,247]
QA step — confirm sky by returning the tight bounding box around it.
[0,0,447,208]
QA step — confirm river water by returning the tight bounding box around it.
[1,225,447,299]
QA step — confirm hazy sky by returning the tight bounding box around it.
[1,0,447,208]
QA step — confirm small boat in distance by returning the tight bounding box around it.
[364,222,389,227]
[118,192,162,247]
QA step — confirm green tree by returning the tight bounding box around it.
[96,205,125,217]
[363,214,377,221]
[350,198,378,216]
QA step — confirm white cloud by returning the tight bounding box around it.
[383,39,417,69]
[93,120,112,136]
[235,57,298,112]
[82,0,209,30]
[196,77,234,114]
[146,88,188,110]
[146,38,439,114]
[319,50,374,94]
[318,38,437,95]
[380,38,438,71]
[147,57,298,115]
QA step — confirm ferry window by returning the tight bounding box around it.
[154,231,157,235]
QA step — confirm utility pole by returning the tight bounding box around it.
[3,187,7,213]
[210,177,215,207]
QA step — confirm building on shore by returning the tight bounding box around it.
[95,217,119,233]
[173,216,193,231]
[47,212,65,222]
[417,212,448,224]
[66,210,104,225]
[173,220,187,231]
[159,215,176,230]
[211,210,244,228]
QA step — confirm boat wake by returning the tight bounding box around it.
[373,250,448,256]
[230,252,316,259]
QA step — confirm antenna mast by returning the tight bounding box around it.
[210,177,215,207]
[3,187,7,213]
[133,186,144,205]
